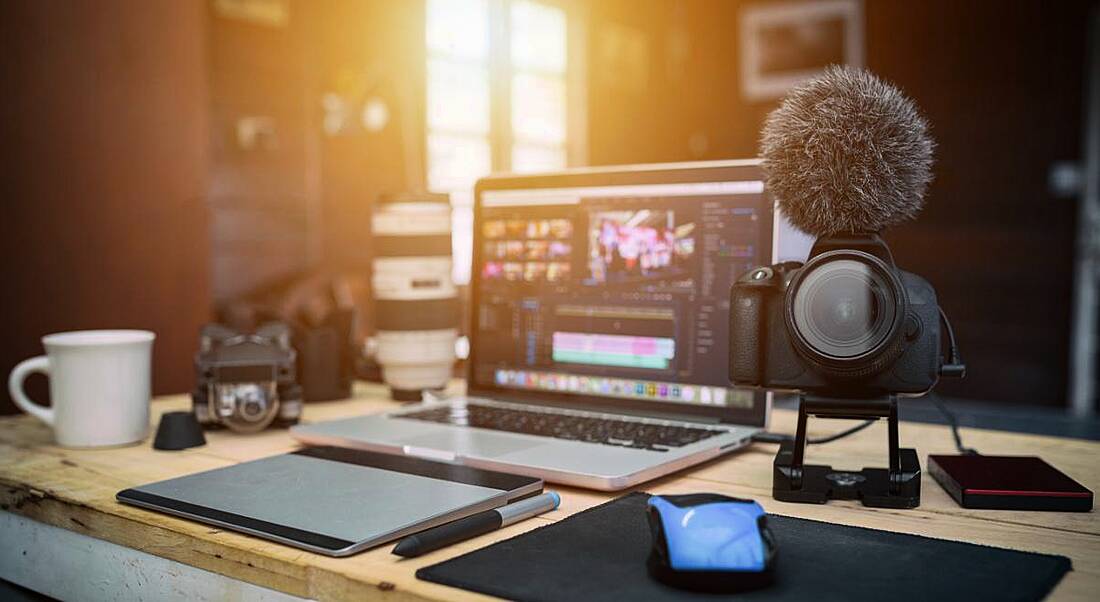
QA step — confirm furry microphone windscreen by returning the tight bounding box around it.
[760,65,935,237]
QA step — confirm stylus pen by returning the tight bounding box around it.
[392,491,561,558]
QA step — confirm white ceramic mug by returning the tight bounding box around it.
[8,330,155,447]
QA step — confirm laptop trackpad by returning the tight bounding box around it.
[400,431,545,458]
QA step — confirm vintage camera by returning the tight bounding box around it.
[729,234,960,398]
[192,323,303,433]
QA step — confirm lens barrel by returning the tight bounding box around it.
[211,381,280,433]
[785,250,906,378]
[371,194,458,401]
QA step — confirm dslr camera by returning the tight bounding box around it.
[192,323,303,433]
[729,234,960,398]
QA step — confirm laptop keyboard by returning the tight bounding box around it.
[400,404,723,452]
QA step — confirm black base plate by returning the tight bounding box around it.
[774,442,921,508]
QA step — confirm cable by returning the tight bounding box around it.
[930,393,980,455]
[750,431,794,445]
[750,307,974,450]
[752,398,980,454]
[932,307,978,454]
[807,419,875,444]
[751,418,875,446]
[938,307,967,378]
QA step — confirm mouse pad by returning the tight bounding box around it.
[417,492,1071,601]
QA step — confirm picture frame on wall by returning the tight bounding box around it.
[739,0,864,102]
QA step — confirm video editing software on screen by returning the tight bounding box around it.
[474,180,770,410]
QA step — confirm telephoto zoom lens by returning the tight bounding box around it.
[787,251,906,376]
[371,193,459,401]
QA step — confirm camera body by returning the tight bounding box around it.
[192,323,303,433]
[729,234,942,398]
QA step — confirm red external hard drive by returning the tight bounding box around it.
[928,455,1093,512]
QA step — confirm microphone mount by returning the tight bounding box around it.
[772,394,922,508]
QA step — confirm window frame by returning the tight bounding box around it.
[424,0,587,284]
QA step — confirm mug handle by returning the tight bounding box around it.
[8,356,54,426]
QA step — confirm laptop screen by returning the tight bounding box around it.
[470,162,781,426]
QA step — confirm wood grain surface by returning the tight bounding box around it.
[1,381,1097,601]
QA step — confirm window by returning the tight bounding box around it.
[426,0,577,284]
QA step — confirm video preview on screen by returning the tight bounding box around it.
[586,209,694,285]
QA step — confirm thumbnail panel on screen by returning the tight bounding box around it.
[482,218,573,284]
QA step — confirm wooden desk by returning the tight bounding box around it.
[1,382,1097,601]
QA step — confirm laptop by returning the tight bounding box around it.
[293,160,784,490]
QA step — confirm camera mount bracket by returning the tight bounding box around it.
[772,394,921,508]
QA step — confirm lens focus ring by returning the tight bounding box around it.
[785,250,907,379]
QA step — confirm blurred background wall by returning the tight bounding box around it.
[583,0,1093,406]
[1,0,1096,413]
[0,0,211,410]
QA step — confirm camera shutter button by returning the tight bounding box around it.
[751,268,772,281]
[904,315,922,340]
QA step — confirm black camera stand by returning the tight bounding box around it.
[773,395,921,508]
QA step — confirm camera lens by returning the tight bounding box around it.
[790,257,901,363]
[243,400,263,418]
[234,384,269,421]
[372,194,458,402]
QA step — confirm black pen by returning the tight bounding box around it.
[392,491,560,558]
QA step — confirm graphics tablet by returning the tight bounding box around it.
[117,446,542,556]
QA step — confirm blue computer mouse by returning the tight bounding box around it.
[646,494,776,592]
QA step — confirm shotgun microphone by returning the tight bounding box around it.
[760,65,936,237]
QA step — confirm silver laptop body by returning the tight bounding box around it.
[294,160,782,490]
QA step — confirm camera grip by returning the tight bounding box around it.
[729,284,765,386]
